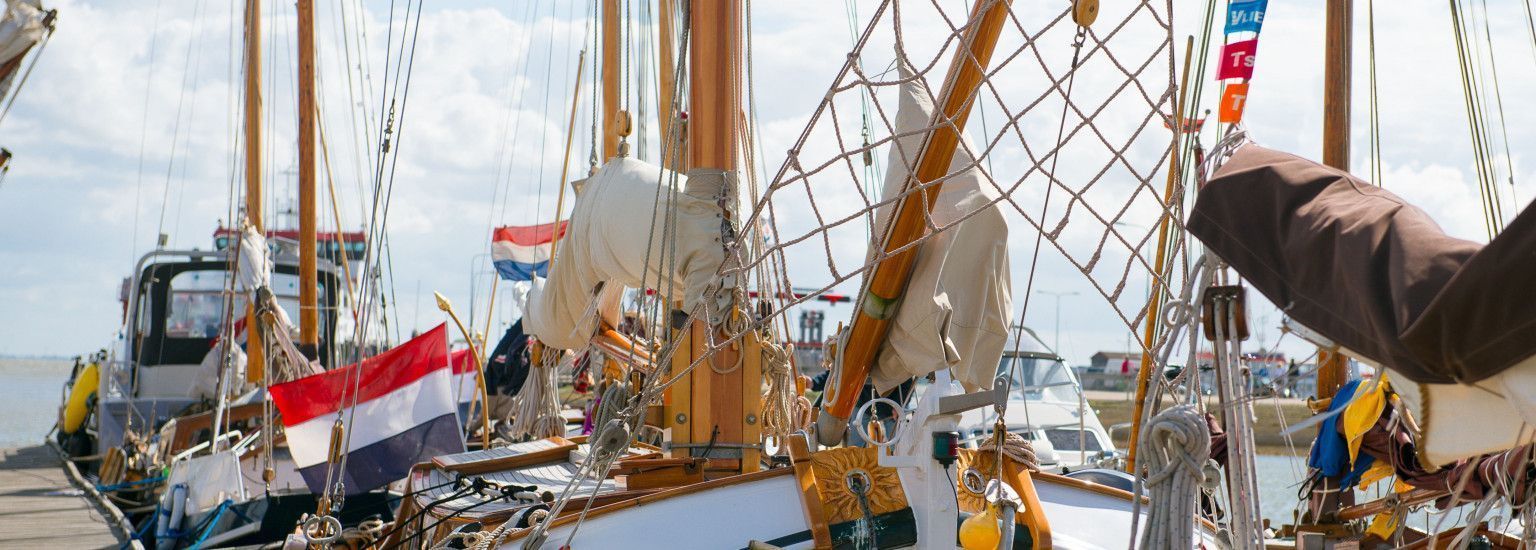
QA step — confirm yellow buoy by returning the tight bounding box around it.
[61,362,100,435]
[959,503,1002,550]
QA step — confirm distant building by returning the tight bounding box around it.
[1088,351,1140,376]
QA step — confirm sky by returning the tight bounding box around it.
[0,0,1529,367]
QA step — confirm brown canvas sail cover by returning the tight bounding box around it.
[1187,144,1536,385]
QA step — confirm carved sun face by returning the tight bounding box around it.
[810,447,909,523]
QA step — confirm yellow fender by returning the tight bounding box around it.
[61,362,99,435]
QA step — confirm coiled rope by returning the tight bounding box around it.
[1138,404,1211,549]
[760,337,809,439]
[978,431,1040,472]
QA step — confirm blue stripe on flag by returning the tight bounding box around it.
[296,413,464,494]
[493,259,549,281]
[1225,0,1266,35]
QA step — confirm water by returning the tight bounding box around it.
[0,357,74,448]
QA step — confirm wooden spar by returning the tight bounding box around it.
[673,0,762,475]
[1126,35,1195,473]
[602,0,621,161]
[818,0,1013,433]
[244,0,264,383]
[1317,0,1352,401]
[657,0,678,170]
[548,50,586,266]
[297,0,319,355]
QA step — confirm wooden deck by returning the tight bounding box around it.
[0,445,125,549]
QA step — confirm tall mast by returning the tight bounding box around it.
[297,0,319,357]
[656,0,678,170]
[244,0,265,382]
[1303,0,1353,525]
[669,0,761,475]
[602,0,623,161]
[1317,0,1351,400]
[815,0,1013,445]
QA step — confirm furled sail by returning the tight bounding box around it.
[1188,143,1536,463]
[0,0,44,97]
[524,157,727,350]
[861,62,1011,393]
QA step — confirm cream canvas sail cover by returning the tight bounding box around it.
[864,62,1012,392]
[524,157,727,350]
[0,0,42,95]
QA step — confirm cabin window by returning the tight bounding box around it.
[165,271,321,338]
[996,355,1079,403]
[166,271,238,338]
[1044,428,1103,452]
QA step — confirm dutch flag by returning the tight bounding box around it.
[269,324,466,494]
[492,221,567,281]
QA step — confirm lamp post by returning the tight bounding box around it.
[1034,290,1079,355]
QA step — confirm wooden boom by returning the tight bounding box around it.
[817,0,1013,442]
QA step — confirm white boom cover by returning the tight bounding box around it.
[524,158,726,350]
[866,62,1012,392]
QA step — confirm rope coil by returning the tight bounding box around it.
[1138,404,1211,549]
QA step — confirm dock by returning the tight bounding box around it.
[0,445,126,549]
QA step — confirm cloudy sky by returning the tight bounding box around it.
[0,0,1527,367]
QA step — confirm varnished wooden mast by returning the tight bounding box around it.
[657,0,678,170]
[297,0,319,356]
[816,0,1013,442]
[602,0,622,161]
[670,0,760,475]
[1317,0,1352,401]
[244,0,265,382]
[1127,36,1195,473]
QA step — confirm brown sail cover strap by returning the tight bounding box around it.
[1188,144,1536,384]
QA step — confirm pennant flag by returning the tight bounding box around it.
[269,324,464,494]
[1161,115,1207,134]
[1225,0,1267,35]
[450,348,478,405]
[1216,39,1259,80]
[492,222,567,281]
[1219,82,1251,123]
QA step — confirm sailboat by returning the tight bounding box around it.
[399,0,1232,548]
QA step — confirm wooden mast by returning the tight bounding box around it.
[816,0,1013,443]
[602,0,622,161]
[1317,0,1352,401]
[668,0,761,475]
[244,0,265,382]
[1126,36,1196,472]
[657,0,678,170]
[297,0,319,357]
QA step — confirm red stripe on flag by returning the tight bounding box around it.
[493,221,567,247]
[450,348,475,374]
[270,323,450,426]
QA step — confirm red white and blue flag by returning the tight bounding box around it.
[450,347,478,405]
[492,222,566,281]
[269,324,464,494]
